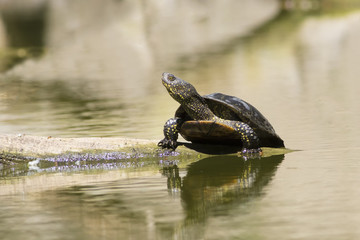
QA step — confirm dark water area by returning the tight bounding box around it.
[1,154,285,240]
[1,3,360,240]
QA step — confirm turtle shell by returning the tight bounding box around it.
[175,93,284,148]
[180,120,244,146]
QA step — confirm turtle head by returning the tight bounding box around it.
[161,72,215,120]
[161,72,199,104]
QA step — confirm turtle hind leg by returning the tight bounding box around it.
[231,121,262,156]
[158,118,183,150]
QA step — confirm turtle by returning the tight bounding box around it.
[158,72,284,154]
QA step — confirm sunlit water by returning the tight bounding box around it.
[1,10,360,240]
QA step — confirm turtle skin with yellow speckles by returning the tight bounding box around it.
[158,73,284,154]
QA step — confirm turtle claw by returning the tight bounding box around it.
[158,138,178,150]
[238,148,263,159]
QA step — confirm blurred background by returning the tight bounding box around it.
[1,1,360,240]
[0,0,359,151]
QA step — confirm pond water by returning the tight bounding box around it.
[1,8,360,240]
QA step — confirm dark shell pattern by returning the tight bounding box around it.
[205,93,276,133]
[175,92,284,147]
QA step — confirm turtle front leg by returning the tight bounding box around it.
[232,121,262,155]
[158,118,184,150]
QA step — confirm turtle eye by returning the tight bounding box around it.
[168,74,175,81]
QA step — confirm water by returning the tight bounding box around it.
[1,7,360,240]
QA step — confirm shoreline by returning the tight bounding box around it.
[0,134,157,157]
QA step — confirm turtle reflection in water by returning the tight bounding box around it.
[162,155,285,227]
[158,73,284,155]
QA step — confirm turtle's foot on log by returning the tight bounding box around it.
[238,148,263,159]
[158,138,178,150]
